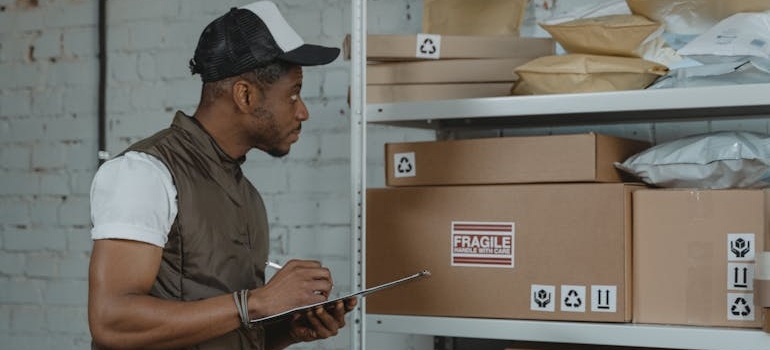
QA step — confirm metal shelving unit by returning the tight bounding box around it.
[348,0,367,348]
[349,1,770,349]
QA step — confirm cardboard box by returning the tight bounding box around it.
[367,58,530,85]
[343,34,555,61]
[633,189,769,328]
[366,183,641,322]
[422,0,527,37]
[386,133,650,186]
[367,83,514,104]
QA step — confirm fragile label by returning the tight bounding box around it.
[451,221,514,268]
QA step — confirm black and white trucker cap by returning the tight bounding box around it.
[190,1,340,82]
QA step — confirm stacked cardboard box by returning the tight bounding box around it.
[384,133,646,186]
[366,133,650,323]
[344,34,555,103]
[633,189,768,329]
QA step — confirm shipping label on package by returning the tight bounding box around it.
[450,221,514,268]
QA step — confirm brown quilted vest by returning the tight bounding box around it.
[123,111,268,349]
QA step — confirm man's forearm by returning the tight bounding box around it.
[90,292,241,349]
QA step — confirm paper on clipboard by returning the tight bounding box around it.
[250,270,431,324]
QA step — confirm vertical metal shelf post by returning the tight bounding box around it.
[349,0,367,349]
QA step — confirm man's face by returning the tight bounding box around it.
[248,66,308,157]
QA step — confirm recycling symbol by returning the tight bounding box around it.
[393,152,416,178]
[731,297,751,317]
[397,157,413,174]
[564,289,582,308]
[415,34,440,59]
[419,38,437,55]
[534,289,552,308]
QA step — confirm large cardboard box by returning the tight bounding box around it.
[343,34,555,61]
[386,133,650,186]
[367,58,530,85]
[367,83,514,104]
[633,189,769,328]
[366,183,641,322]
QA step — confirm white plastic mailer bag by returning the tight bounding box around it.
[615,131,770,189]
[648,58,770,88]
[678,12,770,62]
[627,0,770,34]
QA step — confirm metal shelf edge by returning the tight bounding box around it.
[367,83,770,124]
[367,314,770,350]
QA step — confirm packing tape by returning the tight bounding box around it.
[757,280,770,308]
[757,252,770,280]
[757,252,770,308]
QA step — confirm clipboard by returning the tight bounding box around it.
[250,269,431,324]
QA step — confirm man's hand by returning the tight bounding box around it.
[288,297,358,342]
[249,259,336,319]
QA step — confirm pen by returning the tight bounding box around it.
[265,261,283,270]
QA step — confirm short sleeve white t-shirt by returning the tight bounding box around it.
[90,151,178,247]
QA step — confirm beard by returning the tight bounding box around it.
[250,106,291,158]
[266,146,289,158]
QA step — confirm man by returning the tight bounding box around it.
[87,1,356,349]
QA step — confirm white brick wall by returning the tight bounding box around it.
[0,0,426,349]
[4,0,768,349]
